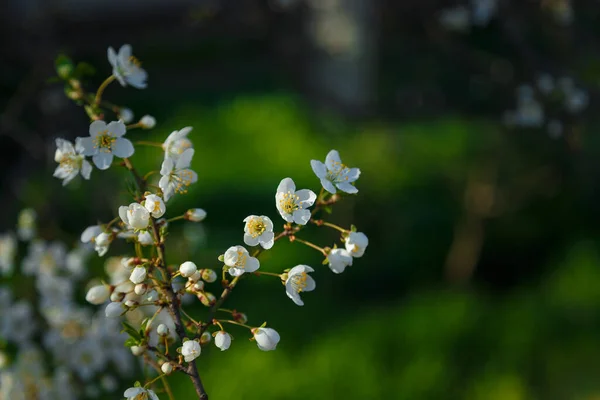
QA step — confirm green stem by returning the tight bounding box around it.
[293,237,327,255]
[94,75,116,106]
[321,221,347,233]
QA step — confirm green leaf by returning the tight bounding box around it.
[350,224,357,232]
[323,205,333,214]
[73,62,96,78]
[121,321,142,340]
[124,338,138,347]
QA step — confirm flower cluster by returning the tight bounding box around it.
[9,44,372,400]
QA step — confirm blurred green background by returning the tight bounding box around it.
[3,0,600,399]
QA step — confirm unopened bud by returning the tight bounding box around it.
[200,331,212,345]
[157,324,169,337]
[201,269,217,283]
[110,291,126,303]
[139,115,156,129]
[161,362,173,375]
[193,281,205,292]
[124,299,138,308]
[134,284,147,295]
[186,208,207,222]
[189,270,202,283]
[233,311,248,324]
[198,292,216,307]
[130,346,145,356]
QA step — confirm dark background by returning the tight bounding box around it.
[3,0,600,399]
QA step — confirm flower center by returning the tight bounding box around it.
[234,249,247,268]
[291,272,308,293]
[129,55,142,67]
[152,201,161,213]
[247,218,266,238]
[134,393,149,400]
[40,254,56,273]
[172,170,195,193]
[326,161,349,182]
[59,155,81,172]
[94,131,116,152]
[279,192,299,214]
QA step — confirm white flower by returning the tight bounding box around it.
[119,203,151,230]
[161,362,173,375]
[108,44,148,89]
[124,387,159,400]
[130,346,144,356]
[22,240,66,276]
[94,232,112,256]
[17,208,36,241]
[327,248,353,274]
[179,261,197,278]
[139,115,156,129]
[129,266,147,284]
[224,245,260,276]
[85,285,110,305]
[311,150,360,194]
[163,127,193,161]
[143,194,166,218]
[81,225,102,243]
[159,148,197,202]
[186,208,207,222]
[181,340,201,362]
[344,232,368,258]
[275,178,316,225]
[53,138,92,186]
[78,120,134,170]
[285,265,316,306]
[0,233,17,276]
[252,327,280,351]
[105,302,124,318]
[137,230,153,246]
[243,215,274,249]
[119,108,134,123]
[215,331,231,351]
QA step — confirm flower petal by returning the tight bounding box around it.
[228,267,244,277]
[118,44,132,61]
[78,137,96,156]
[277,177,295,194]
[107,120,127,137]
[107,47,118,66]
[160,159,174,176]
[243,234,260,247]
[81,160,92,180]
[245,257,260,273]
[295,189,316,207]
[325,149,341,170]
[310,160,327,179]
[259,232,274,250]
[345,167,361,182]
[92,152,113,170]
[112,138,134,158]
[304,276,316,292]
[337,182,358,194]
[89,120,107,137]
[124,387,143,397]
[176,148,195,169]
[320,178,337,194]
[118,206,129,225]
[292,209,311,225]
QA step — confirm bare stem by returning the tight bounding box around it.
[94,75,116,106]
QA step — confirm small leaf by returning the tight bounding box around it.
[350,224,357,232]
[323,205,333,214]
[121,322,142,340]
[55,54,74,79]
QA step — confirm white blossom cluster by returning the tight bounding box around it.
[0,211,134,400]
[503,76,589,138]
[30,44,372,399]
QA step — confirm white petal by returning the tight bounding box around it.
[304,276,316,292]
[118,206,129,225]
[286,288,304,306]
[259,232,274,249]
[92,152,113,170]
[89,120,107,137]
[148,390,160,400]
[243,234,260,247]
[81,160,92,180]
[112,138,134,158]
[56,138,75,154]
[81,225,101,243]
[245,257,260,273]
[337,182,358,194]
[292,209,311,225]
[53,164,70,179]
[345,167,361,182]
[107,47,118,66]
[124,387,143,397]
[119,44,132,60]
[310,160,327,179]
[295,189,316,207]
[228,267,244,277]
[321,178,337,194]
[176,148,195,169]
[107,120,127,137]
[78,137,96,156]
[263,216,274,231]
[62,171,78,186]
[325,149,341,170]
[160,159,174,176]
[276,177,295,194]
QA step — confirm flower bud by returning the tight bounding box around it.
[143,194,166,218]
[129,266,147,284]
[252,327,280,351]
[186,208,207,222]
[85,285,110,305]
[137,231,153,246]
[214,331,231,351]
[134,283,147,295]
[181,340,201,362]
[110,291,126,303]
[139,115,156,129]
[201,269,217,283]
[119,108,134,123]
[188,270,201,283]
[179,261,197,278]
[161,362,173,375]
[130,346,145,356]
[121,257,137,269]
[95,232,111,247]
[124,299,138,308]
[105,302,124,318]
[233,311,248,324]
[198,292,216,307]
[200,331,212,345]
[193,281,205,292]
[157,324,169,337]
